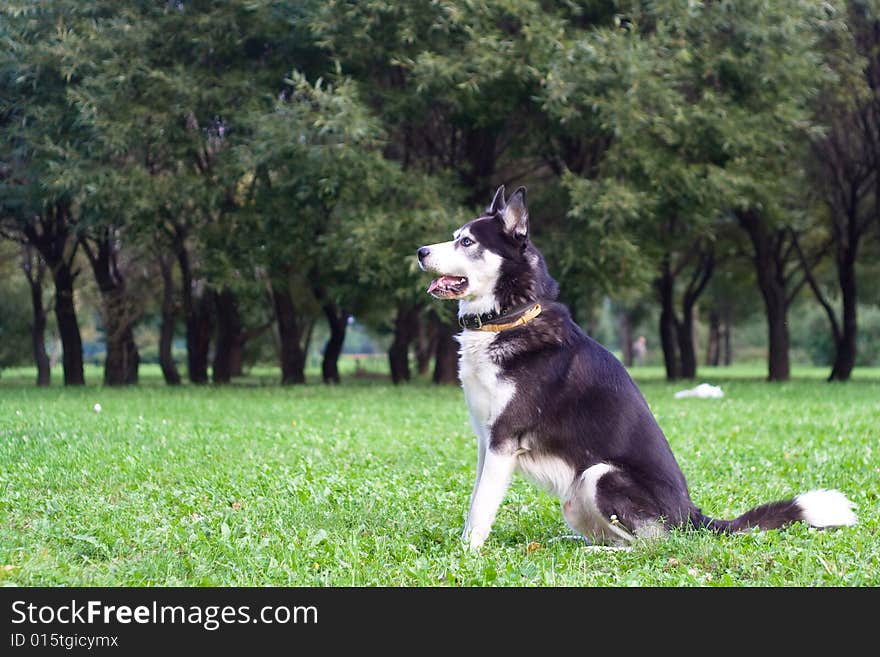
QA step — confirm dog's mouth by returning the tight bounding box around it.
[427,275,469,299]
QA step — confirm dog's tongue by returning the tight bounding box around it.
[427,276,456,294]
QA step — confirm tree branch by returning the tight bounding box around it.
[78,234,98,269]
[789,228,841,342]
[784,234,832,289]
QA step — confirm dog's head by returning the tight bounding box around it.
[417,185,558,315]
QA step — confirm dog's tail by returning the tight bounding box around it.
[693,489,857,533]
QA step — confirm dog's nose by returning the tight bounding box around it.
[417,247,430,262]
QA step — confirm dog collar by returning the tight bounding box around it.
[458,303,542,332]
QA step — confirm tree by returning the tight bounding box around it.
[337,164,464,383]
[236,72,393,384]
[701,235,760,368]
[156,251,181,385]
[0,2,94,385]
[313,0,573,382]
[51,0,328,385]
[18,205,84,385]
[19,245,51,385]
[78,225,141,385]
[544,5,724,380]
[717,2,845,381]
[544,0,845,381]
[801,0,880,381]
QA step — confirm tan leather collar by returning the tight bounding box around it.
[476,303,542,332]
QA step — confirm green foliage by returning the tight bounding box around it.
[230,70,451,323]
[1,0,878,382]
[544,0,846,278]
[793,301,880,367]
[234,72,384,275]
[340,170,468,307]
[313,0,552,122]
[560,172,651,292]
[0,271,32,369]
[0,1,89,221]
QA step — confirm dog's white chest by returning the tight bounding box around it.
[456,331,516,431]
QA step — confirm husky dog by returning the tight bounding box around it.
[417,185,856,550]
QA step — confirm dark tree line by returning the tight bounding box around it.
[1,1,878,386]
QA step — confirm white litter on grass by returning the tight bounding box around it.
[93,403,102,413]
[674,383,724,399]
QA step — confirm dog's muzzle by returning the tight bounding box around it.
[417,247,430,271]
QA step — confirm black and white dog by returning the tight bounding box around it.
[417,185,856,550]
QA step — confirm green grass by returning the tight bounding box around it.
[1,365,877,586]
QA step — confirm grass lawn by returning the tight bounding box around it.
[1,364,877,586]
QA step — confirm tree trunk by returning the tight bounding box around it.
[764,297,790,382]
[675,311,697,380]
[706,310,720,367]
[30,286,51,386]
[213,287,243,384]
[433,317,459,384]
[101,291,139,385]
[415,314,435,376]
[213,289,273,382]
[738,210,790,382]
[791,202,862,383]
[828,245,858,381]
[175,236,196,381]
[388,302,421,384]
[157,253,181,385]
[52,263,86,386]
[230,339,244,377]
[22,248,51,387]
[388,343,410,383]
[656,261,679,381]
[174,232,211,384]
[677,253,713,380]
[462,126,498,205]
[271,284,306,384]
[82,235,141,386]
[188,287,214,384]
[619,310,634,367]
[321,301,347,384]
[23,202,84,385]
[114,325,140,385]
[721,310,733,366]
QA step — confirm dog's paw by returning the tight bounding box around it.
[467,526,489,551]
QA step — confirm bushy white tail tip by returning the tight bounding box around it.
[796,489,857,528]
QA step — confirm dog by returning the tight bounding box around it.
[417,185,857,550]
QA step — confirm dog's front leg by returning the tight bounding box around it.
[462,423,489,541]
[464,444,517,551]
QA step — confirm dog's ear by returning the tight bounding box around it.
[501,186,528,240]
[487,185,506,214]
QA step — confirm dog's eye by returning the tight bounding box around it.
[461,237,473,247]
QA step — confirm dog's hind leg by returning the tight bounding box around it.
[464,445,517,550]
[595,467,671,540]
[562,463,667,545]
